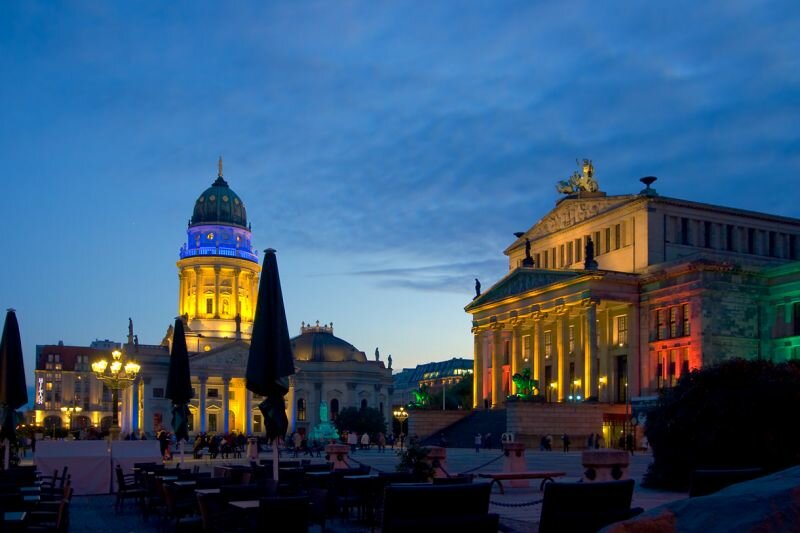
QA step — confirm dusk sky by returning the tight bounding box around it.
[1,1,799,386]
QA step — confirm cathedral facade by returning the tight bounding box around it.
[466,162,800,422]
[34,162,393,437]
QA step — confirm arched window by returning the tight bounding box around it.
[360,399,367,410]
[297,398,306,421]
[330,399,339,420]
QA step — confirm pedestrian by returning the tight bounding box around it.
[562,433,570,453]
[360,432,370,450]
[626,432,635,455]
[546,435,553,451]
[587,433,594,449]
[377,432,386,452]
[474,432,482,453]
[484,432,493,450]
[347,431,358,453]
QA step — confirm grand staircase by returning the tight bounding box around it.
[421,409,507,448]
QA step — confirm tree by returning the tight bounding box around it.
[643,358,800,490]
[333,406,386,436]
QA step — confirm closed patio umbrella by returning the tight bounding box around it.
[246,249,295,480]
[165,317,193,464]
[0,309,28,469]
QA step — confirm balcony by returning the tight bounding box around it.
[180,246,258,263]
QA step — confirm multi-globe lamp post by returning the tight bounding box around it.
[60,399,82,438]
[393,406,409,449]
[91,349,140,440]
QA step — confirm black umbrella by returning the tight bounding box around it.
[0,309,28,469]
[246,249,295,475]
[165,317,193,463]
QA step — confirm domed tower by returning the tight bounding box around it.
[176,158,261,340]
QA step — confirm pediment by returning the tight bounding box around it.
[190,341,250,369]
[466,268,580,310]
[526,195,637,241]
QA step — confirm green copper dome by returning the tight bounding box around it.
[191,175,248,229]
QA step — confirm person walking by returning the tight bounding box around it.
[474,432,482,453]
[562,433,570,453]
[360,432,370,450]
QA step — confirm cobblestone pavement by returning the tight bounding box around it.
[56,447,686,532]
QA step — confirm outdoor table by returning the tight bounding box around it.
[3,511,26,532]
[157,476,179,482]
[19,486,40,494]
[340,475,381,523]
[195,488,221,495]
[229,500,259,510]
[171,480,197,487]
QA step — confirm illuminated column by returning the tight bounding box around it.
[251,275,258,319]
[510,325,521,394]
[194,267,201,318]
[585,300,598,399]
[598,309,611,402]
[574,312,584,399]
[213,266,221,319]
[131,378,139,434]
[199,376,207,433]
[222,376,230,433]
[178,272,185,316]
[233,268,240,315]
[628,303,641,398]
[472,330,484,409]
[556,310,569,402]
[533,315,544,387]
[245,389,253,434]
[491,326,503,408]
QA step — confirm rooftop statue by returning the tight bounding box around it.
[556,159,599,195]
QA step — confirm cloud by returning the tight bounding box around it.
[351,259,506,293]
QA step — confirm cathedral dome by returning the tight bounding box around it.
[291,323,368,363]
[191,173,248,229]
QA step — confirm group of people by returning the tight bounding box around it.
[344,430,396,452]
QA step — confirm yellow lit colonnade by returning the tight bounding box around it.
[468,270,642,409]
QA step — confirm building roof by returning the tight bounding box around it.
[393,357,473,388]
[191,175,248,229]
[290,323,369,363]
[35,344,112,371]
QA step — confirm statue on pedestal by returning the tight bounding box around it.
[474,278,481,299]
[584,237,598,270]
[374,347,380,361]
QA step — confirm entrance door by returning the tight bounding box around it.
[616,355,627,403]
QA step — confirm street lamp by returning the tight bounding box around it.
[60,400,82,438]
[92,349,140,441]
[393,406,409,448]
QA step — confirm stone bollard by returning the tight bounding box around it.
[503,442,528,487]
[325,444,350,470]
[246,437,258,462]
[582,449,630,482]
[425,446,449,478]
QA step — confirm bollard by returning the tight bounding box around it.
[246,437,258,462]
[425,446,449,479]
[503,442,528,487]
[581,449,630,482]
[325,444,351,470]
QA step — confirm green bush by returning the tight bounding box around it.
[643,359,800,490]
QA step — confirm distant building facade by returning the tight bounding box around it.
[33,161,392,436]
[466,162,800,420]
[392,357,473,407]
